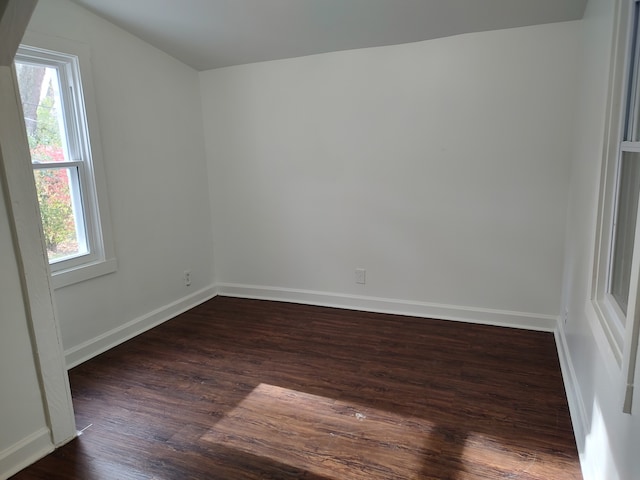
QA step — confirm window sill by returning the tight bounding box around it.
[51,257,117,289]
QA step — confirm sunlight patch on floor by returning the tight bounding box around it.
[199,383,576,479]
[201,383,437,479]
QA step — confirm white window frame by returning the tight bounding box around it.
[15,32,116,289]
[593,0,640,414]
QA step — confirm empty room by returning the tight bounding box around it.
[1,0,640,479]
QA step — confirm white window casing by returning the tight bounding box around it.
[593,0,640,414]
[15,33,116,289]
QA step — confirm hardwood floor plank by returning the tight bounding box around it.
[12,297,582,479]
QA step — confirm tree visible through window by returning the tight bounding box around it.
[16,61,86,260]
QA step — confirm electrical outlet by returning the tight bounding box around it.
[184,270,192,286]
[355,268,366,285]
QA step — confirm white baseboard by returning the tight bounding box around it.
[554,320,591,480]
[0,428,52,480]
[215,283,557,331]
[64,285,217,369]
[64,283,557,370]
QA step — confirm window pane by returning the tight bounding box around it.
[15,62,70,163]
[628,3,640,140]
[33,167,87,263]
[611,151,640,315]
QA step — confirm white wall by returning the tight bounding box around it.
[558,0,640,478]
[0,198,46,446]
[23,0,216,364]
[200,22,579,327]
[0,167,50,477]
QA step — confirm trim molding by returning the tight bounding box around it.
[554,320,590,480]
[0,428,52,480]
[64,285,217,368]
[215,283,557,331]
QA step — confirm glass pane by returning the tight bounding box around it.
[15,62,70,163]
[33,167,87,263]
[628,3,640,140]
[611,151,640,315]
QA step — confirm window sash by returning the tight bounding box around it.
[16,56,82,164]
[604,1,640,338]
[32,162,90,267]
[625,4,640,140]
[608,145,640,319]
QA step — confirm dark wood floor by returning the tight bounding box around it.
[13,297,582,479]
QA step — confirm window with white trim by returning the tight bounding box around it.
[594,0,640,413]
[14,43,116,288]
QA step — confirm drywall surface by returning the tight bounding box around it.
[200,21,579,321]
[23,0,215,356]
[559,0,640,478]
[0,166,49,466]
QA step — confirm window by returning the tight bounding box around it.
[14,41,115,288]
[593,0,640,413]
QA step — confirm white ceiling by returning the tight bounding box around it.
[69,0,587,71]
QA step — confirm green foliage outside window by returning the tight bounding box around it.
[25,76,76,256]
[34,166,73,254]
